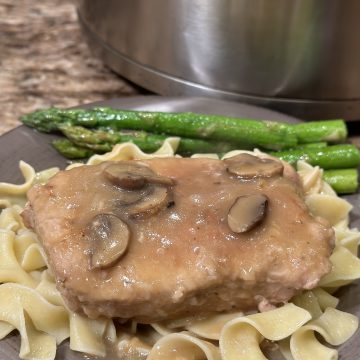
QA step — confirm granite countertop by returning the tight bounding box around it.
[0,0,138,136]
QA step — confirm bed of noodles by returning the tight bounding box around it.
[0,138,360,360]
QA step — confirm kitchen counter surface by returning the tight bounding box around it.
[0,0,138,136]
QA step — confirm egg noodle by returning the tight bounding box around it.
[0,138,359,360]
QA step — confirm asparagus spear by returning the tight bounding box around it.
[51,138,359,195]
[52,139,94,159]
[59,125,237,155]
[293,120,347,144]
[21,108,349,149]
[269,144,360,169]
[21,107,299,150]
[288,142,328,150]
[323,169,359,194]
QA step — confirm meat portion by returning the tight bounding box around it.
[22,156,334,322]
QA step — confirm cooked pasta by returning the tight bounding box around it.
[148,332,221,360]
[0,140,359,360]
[218,304,311,360]
[279,308,358,360]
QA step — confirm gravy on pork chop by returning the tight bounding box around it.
[22,154,334,322]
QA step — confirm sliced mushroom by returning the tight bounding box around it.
[225,153,259,164]
[227,194,268,233]
[87,213,130,270]
[145,174,175,187]
[116,187,153,206]
[105,163,174,189]
[226,154,283,179]
[128,186,169,218]
[104,163,154,190]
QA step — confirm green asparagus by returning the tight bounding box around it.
[288,142,328,150]
[323,169,359,194]
[292,120,347,144]
[58,124,237,156]
[52,139,94,159]
[21,108,349,149]
[21,106,359,194]
[21,107,301,150]
[51,137,359,195]
[269,144,360,169]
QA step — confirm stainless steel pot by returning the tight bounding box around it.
[78,0,360,120]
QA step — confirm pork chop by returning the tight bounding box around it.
[22,155,334,322]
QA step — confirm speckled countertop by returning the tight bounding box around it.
[0,0,139,135]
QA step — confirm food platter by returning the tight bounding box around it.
[0,96,359,360]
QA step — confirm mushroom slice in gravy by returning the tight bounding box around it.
[145,174,175,187]
[116,187,153,206]
[128,186,169,218]
[228,194,268,233]
[87,213,130,270]
[105,162,174,216]
[105,162,175,189]
[226,153,284,179]
[105,163,154,190]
